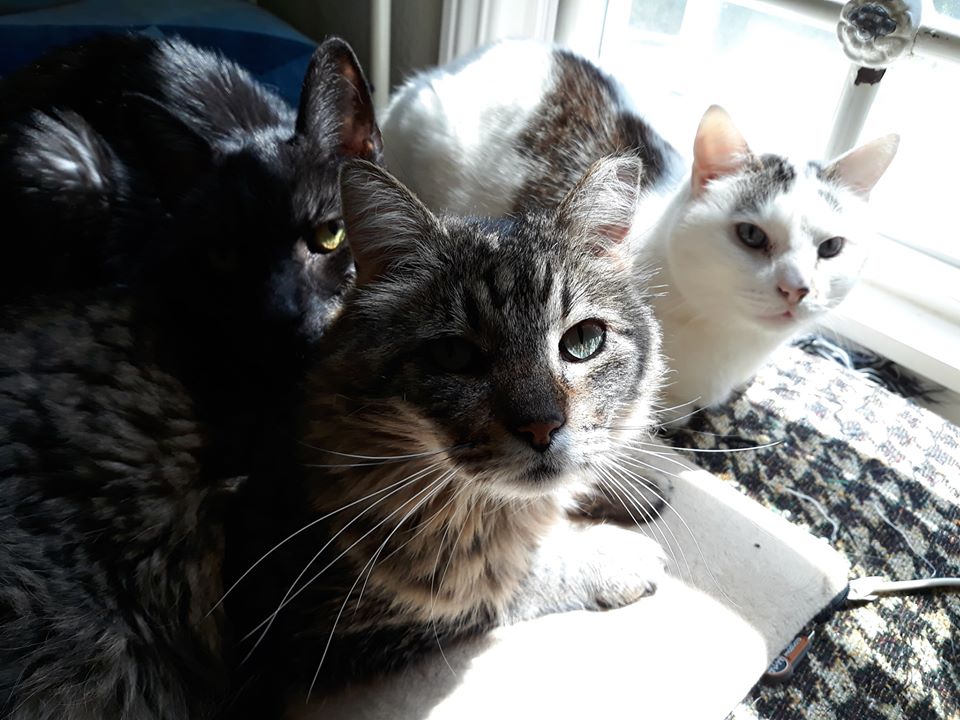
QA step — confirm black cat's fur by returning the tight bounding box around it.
[0,34,382,719]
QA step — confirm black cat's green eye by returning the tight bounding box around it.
[309,219,346,253]
[735,222,768,250]
[560,320,606,362]
[818,236,845,259]
[425,337,482,374]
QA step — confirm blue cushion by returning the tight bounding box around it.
[0,23,316,106]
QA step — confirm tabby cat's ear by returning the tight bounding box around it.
[297,37,383,162]
[339,160,439,286]
[823,134,899,199]
[121,92,213,207]
[692,105,751,196]
[557,155,643,256]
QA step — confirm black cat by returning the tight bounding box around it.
[0,34,381,719]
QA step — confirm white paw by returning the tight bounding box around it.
[581,524,667,609]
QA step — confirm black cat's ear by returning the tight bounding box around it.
[339,159,439,286]
[557,155,643,257]
[121,92,213,206]
[296,37,383,162]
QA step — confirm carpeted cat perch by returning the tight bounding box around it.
[296,444,850,720]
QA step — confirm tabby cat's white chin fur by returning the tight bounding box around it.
[383,40,899,419]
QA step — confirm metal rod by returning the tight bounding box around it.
[824,63,884,159]
[370,0,392,117]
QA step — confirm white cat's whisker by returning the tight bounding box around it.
[207,461,445,618]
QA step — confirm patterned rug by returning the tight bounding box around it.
[665,345,960,720]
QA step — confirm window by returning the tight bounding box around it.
[598,0,849,156]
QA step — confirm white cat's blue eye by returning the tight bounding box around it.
[560,320,605,362]
[817,236,845,259]
[735,222,768,250]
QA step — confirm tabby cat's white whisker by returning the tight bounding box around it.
[610,448,693,487]
[650,396,702,414]
[240,464,447,657]
[307,473,456,701]
[353,469,457,614]
[656,406,706,427]
[429,485,473,677]
[593,460,689,581]
[630,438,784,454]
[599,460,694,584]
[609,442,692,473]
[589,464,685,581]
[210,461,445,618]
[376,478,464,566]
[297,442,469,462]
[245,470,452,651]
[606,456,739,608]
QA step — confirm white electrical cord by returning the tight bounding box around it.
[847,575,960,603]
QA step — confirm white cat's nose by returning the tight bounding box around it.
[778,283,809,305]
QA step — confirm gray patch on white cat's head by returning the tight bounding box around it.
[734,154,797,213]
[805,161,843,211]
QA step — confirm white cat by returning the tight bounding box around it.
[383,40,899,419]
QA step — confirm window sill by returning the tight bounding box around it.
[824,238,960,398]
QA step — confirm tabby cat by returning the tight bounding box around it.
[228,156,668,701]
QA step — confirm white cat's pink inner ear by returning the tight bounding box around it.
[691,105,751,195]
[825,133,900,199]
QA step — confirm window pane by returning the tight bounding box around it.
[933,0,960,20]
[600,1,850,157]
[629,0,687,35]
[859,52,960,267]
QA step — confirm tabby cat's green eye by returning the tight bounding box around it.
[310,219,346,253]
[560,320,606,362]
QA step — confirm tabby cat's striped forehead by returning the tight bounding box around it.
[364,213,648,350]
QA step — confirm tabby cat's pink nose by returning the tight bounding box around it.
[514,417,565,452]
